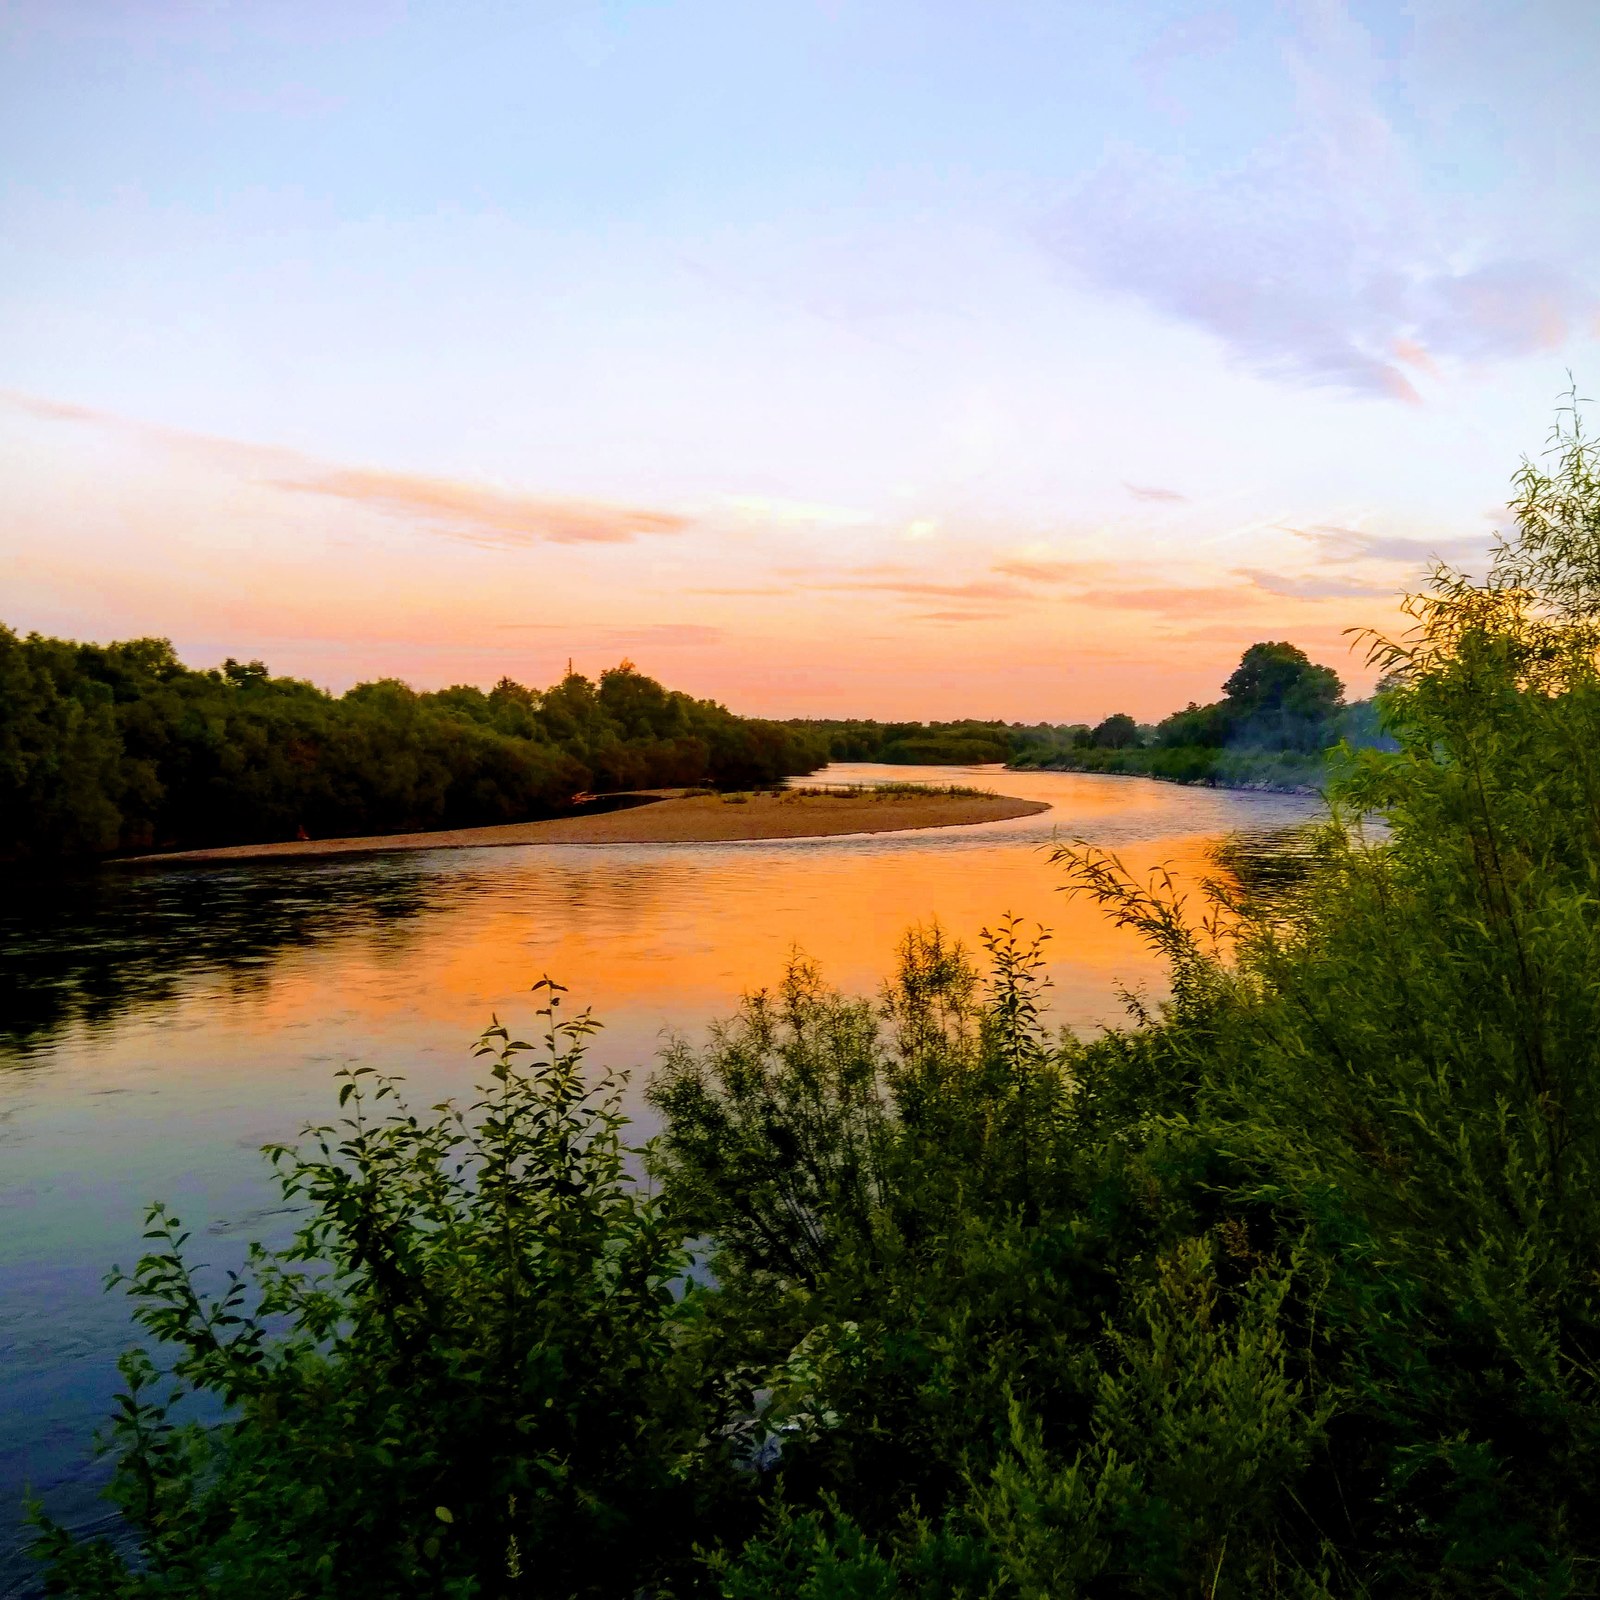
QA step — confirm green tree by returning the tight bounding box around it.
[1090,712,1140,749]
[1220,641,1343,748]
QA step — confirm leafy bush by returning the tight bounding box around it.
[31,985,711,1598]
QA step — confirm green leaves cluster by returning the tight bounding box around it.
[33,983,705,1598]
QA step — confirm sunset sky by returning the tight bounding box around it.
[3,0,1597,720]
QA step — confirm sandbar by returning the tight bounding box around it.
[126,788,1050,865]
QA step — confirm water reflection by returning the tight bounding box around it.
[0,859,444,1058]
[1208,822,1324,909]
[0,765,1322,1593]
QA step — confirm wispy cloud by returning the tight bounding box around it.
[807,573,1032,603]
[1290,525,1487,566]
[3,392,104,424]
[1077,585,1255,616]
[1046,3,1598,398]
[1238,567,1395,600]
[1123,482,1188,503]
[720,493,874,528]
[280,467,689,548]
[914,609,1008,624]
[990,558,1103,584]
[4,389,692,550]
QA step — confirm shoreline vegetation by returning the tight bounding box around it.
[27,402,1600,1597]
[1010,744,1327,793]
[0,648,827,865]
[0,619,1366,872]
[784,643,1388,796]
[1010,639,1388,794]
[126,783,1047,864]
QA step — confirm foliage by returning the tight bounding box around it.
[1015,640,1376,790]
[30,984,712,1598]
[781,718,1016,765]
[1090,712,1141,749]
[782,652,1361,787]
[0,644,824,862]
[1218,641,1344,747]
[1015,741,1329,791]
[36,397,1600,1596]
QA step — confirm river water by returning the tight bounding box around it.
[0,764,1321,1589]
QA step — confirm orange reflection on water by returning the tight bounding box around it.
[19,767,1321,1134]
[205,828,1228,1097]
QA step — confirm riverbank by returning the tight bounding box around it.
[126,787,1049,864]
[1010,748,1325,795]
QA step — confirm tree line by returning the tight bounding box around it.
[1012,640,1388,789]
[780,717,1018,765]
[787,646,1381,787]
[31,400,1600,1596]
[0,635,826,862]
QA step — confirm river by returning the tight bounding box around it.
[0,764,1321,1590]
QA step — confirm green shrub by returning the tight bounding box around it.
[31,984,712,1598]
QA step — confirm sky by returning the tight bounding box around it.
[2,0,1597,721]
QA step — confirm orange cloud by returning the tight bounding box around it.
[807,574,1031,602]
[1076,584,1258,615]
[2,391,104,424]
[1379,366,1424,405]
[991,558,1106,584]
[3,389,691,550]
[279,467,690,547]
[1392,337,1438,377]
[686,585,791,596]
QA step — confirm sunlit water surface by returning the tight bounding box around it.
[0,764,1321,1589]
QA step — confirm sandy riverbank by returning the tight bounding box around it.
[126,788,1050,864]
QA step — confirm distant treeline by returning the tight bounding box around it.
[779,718,1028,765]
[0,626,825,862]
[784,642,1384,791]
[1010,641,1389,791]
[783,717,1161,766]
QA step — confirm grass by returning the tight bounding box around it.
[688,783,999,806]
[780,782,998,802]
